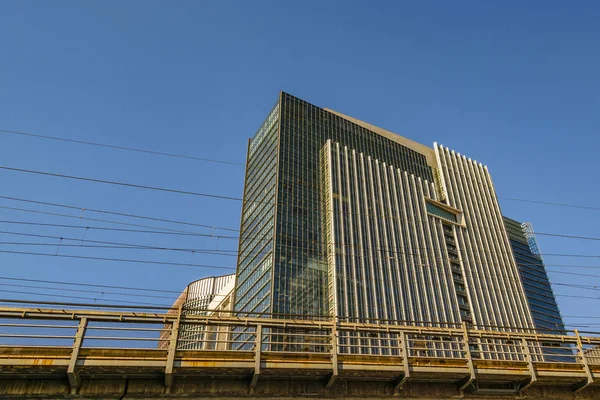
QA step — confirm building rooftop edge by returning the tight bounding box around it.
[324,107,437,169]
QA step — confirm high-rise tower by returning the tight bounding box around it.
[233,91,562,334]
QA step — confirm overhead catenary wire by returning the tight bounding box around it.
[0,224,597,263]
[0,249,235,270]
[2,173,600,248]
[0,165,243,202]
[1,128,598,215]
[498,196,600,212]
[4,193,600,251]
[4,223,600,287]
[0,282,177,300]
[4,133,597,320]
[4,205,600,279]
[0,128,244,166]
[0,276,183,295]
[1,169,599,300]
[0,195,239,232]
[2,200,599,265]
[0,241,239,256]
[0,205,229,236]
[0,218,238,240]
[5,203,600,268]
[0,228,238,254]
[0,289,171,308]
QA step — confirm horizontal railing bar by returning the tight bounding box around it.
[0,334,75,339]
[0,344,74,348]
[83,336,160,341]
[407,355,467,360]
[82,346,167,351]
[177,338,254,344]
[263,341,333,347]
[262,332,331,338]
[0,323,77,329]
[86,326,167,332]
[263,350,332,355]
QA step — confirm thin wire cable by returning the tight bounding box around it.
[0,195,239,232]
[0,241,239,256]
[0,205,235,236]
[0,229,238,254]
[0,289,171,307]
[0,128,244,166]
[5,194,600,243]
[0,218,238,240]
[4,226,600,286]
[4,213,600,272]
[3,128,600,214]
[0,165,243,201]
[499,196,600,212]
[3,190,600,258]
[0,249,235,270]
[0,276,182,294]
[0,282,177,300]
[4,217,600,271]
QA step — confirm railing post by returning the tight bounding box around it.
[250,324,262,388]
[326,318,338,388]
[519,338,537,393]
[458,322,476,396]
[394,330,410,392]
[165,305,182,392]
[573,329,594,393]
[67,316,87,394]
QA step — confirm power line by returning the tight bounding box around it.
[0,249,235,270]
[547,270,600,280]
[0,195,239,232]
[0,282,177,300]
[0,241,239,256]
[535,232,600,242]
[0,228,238,255]
[5,202,600,266]
[0,288,170,307]
[0,128,244,166]
[0,276,182,295]
[0,297,174,310]
[554,293,600,301]
[499,196,600,212]
[5,221,600,282]
[0,219,238,240]
[4,214,600,270]
[1,184,599,247]
[2,182,599,254]
[0,165,243,202]
[3,128,600,215]
[5,201,600,263]
[0,205,235,236]
[5,214,600,289]
[0,241,596,305]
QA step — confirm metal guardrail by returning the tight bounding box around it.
[0,306,598,395]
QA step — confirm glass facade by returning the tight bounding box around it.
[234,91,550,346]
[234,92,433,318]
[234,102,280,317]
[503,217,566,333]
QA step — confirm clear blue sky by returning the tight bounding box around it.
[0,1,599,328]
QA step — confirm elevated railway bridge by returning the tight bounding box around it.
[0,305,599,399]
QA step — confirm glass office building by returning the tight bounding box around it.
[504,217,565,333]
[234,91,559,335]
